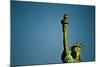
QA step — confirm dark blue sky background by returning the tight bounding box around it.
[11,1,95,66]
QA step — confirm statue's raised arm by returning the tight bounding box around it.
[61,13,73,63]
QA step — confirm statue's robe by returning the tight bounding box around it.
[61,50,80,63]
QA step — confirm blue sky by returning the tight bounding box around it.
[11,1,95,66]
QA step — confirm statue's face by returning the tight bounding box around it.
[74,47,81,56]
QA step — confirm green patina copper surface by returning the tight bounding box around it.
[61,14,82,63]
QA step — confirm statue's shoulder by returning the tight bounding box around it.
[64,51,74,63]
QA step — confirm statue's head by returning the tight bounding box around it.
[70,42,82,60]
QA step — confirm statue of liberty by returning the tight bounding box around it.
[61,14,83,63]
